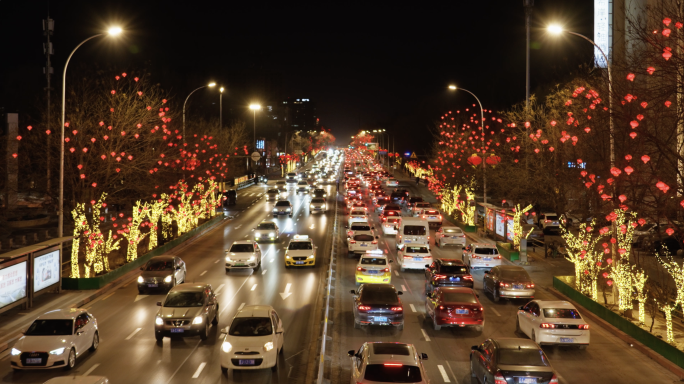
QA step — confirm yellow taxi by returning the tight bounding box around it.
[355,250,392,286]
[284,235,317,267]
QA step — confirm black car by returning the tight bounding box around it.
[425,258,473,292]
[390,192,405,205]
[350,283,404,331]
[407,196,424,209]
[222,189,237,206]
[470,338,557,384]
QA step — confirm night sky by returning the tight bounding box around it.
[1,0,595,154]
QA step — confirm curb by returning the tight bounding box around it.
[545,286,684,379]
[0,214,228,355]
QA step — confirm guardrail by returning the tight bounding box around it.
[316,185,339,384]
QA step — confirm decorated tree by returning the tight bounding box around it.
[560,220,606,301]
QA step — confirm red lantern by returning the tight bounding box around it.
[667,228,675,236]
[610,167,622,177]
[624,166,634,175]
[647,66,655,75]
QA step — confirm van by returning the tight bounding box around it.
[395,217,430,250]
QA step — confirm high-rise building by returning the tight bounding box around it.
[281,98,318,131]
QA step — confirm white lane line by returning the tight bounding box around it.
[235,224,242,229]
[83,363,100,376]
[125,327,142,340]
[490,307,502,317]
[401,285,407,292]
[445,361,460,384]
[192,362,207,378]
[251,284,257,291]
[215,284,225,295]
[410,304,417,312]
[421,329,431,341]
[200,270,207,276]
[270,258,274,263]
[437,365,451,382]
[214,259,220,264]
[165,340,201,384]
[238,303,246,311]
[134,295,148,302]
[262,269,267,275]
[101,292,116,301]
[394,270,399,276]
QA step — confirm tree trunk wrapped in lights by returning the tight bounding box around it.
[608,210,638,312]
[146,198,166,249]
[512,204,533,250]
[458,180,477,226]
[560,220,606,300]
[632,268,649,326]
[71,193,121,278]
[120,201,149,262]
[656,248,684,345]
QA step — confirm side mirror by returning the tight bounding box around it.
[518,305,524,310]
[76,330,84,336]
[176,266,181,270]
[471,345,479,352]
[156,301,162,306]
[397,291,403,295]
[350,290,356,295]
[421,353,428,360]
[276,328,284,334]
[484,270,490,275]
[424,264,430,268]
[348,350,356,357]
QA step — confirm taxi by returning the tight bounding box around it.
[284,235,317,268]
[355,250,392,286]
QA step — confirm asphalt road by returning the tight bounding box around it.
[329,172,681,384]
[0,170,334,383]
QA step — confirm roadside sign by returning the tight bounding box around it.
[251,151,261,162]
[410,152,417,159]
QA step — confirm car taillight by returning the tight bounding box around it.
[472,254,481,259]
[494,255,502,259]
[384,268,389,272]
[391,306,403,312]
[350,240,356,244]
[384,363,403,367]
[545,220,551,223]
[372,240,378,244]
[494,372,507,384]
[347,231,353,237]
[439,305,444,310]
[526,283,535,288]
[463,275,473,280]
[357,267,366,272]
[434,274,447,280]
[422,215,426,219]
[423,256,432,259]
[499,282,511,288]
[358,305,371,311]
[549,374,559,384]
[540,323,557,328]
[439,215,442,219]
[578,324,590,330]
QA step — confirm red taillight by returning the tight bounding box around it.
[549,374,559,384]
[439,215,442,219]
[439,305,444,310]
[347,231,353,237]
[434,274,447,280]
[372,240,378,244]
[526,283,535,288]
[422,215,426,219]
[494,372,507,384]
[545,220,551,223]
[384,363,403,367]
[540,323,557,328]
[391,306,403,312]
[499,282,511,288]
[350,240,356,244]
[492,255,501,259]
[384,268,389,272]
[472,254,481,259]
[578,324,590,330]
[423,256,432,259]
[463,275,473,280]
[357,267,365,271]
[358,305,371,311]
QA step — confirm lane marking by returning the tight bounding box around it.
[238,303,246,311]
[215,284,225,295]
[394,270,399,276]
[490,307,502,317]
[421,328,431,341]
[83,363,100,376]
[437,365,451,382]
[410,304,417,313]
[200,270,207,276]
[164,340,201,384]
[214,259,220,264]
[270,258,274,263]
[101,292,116,301]
[280,283,293,299]
[191,362,207,378]
[235,224,242,229]
[134,295,148,303]
[125,327,142,340]
[262,269,267,275]
[251,284,257,291]
[446,361,460,384]
[401,285,407,292]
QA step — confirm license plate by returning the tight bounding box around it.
[374,316,388,322]
[314,207,321,210]
[234,264,245,267]
[238,359,256,366]
[450,277,460,281]
[429,216,436,219]
[26,358,42,364]
[405,240,412,243]
[455,309,469,315]
[296,261,305,265]
[367,270,378,274]
[148,284,158,288]
[170,328,184,333]
[560,337,574,343]
[451,236,459,239]
[484,257,492,261]
[361,244,367,247]
[513,284,524,289]
[518,378,537,384]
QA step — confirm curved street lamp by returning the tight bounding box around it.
[59,26,123,241]
[249,104,261,152]
[183,82,216,143]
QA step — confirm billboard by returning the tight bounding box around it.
[506,217,515,241]
[0,261,27,310]
[495,212,505,237]
[594,0,611,68]
[34,250,60,293]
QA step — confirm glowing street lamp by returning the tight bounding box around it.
[59,26,123,244]
[182,82,216,142]
[249,104,261,152]
[219,87,225,129]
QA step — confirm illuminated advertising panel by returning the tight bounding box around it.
[594,0,611,68]
[34,250,60,293]
[0,261,27,310]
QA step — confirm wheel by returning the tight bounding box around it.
[212,311,219,326]
[396,323,404,332]
[433,317,441,331]
[493,289,501,303]
[64,348,76,371]
[221,366,228,374]
[200,323,208,341]
[173,278,177,287]
[271,357,278,372]
[89,331,99,352]
[254,262,261,272]
[138,289,145,295]
[155,332,164,342]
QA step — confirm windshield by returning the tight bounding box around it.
[442,292,477,303]
[361,257,387,265]
[444,228,462,234]
[25,319,73,336]
[405,246,429,253]
[416,203,431,208]
[145,260,174,271]
[228,317,273,336]
[441,265,468,274]
[164,291,204,307]
[404,225,427,236]
[500,269,531,280]
[474,248,498,255]
[498,349,550,366]
[364,364,422,382]
[275,201,291,207]
[361,289,399,303]
[289,241,313,250]
[257,223,276,230]
[268,189,279,193]
[351,211,366,216]
[543,308,582,319]
[546,215,559,220]
[230,244,255,253]
[352,225,371,231]
[276,181,286,185]
[312,198,325,203]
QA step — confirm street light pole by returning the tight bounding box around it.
[448,85,487,204]
[59,27,122,245]
[182,82,216,144]
[219,87,224,129]
[524,0,534,112]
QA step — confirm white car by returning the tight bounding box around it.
[309,197,327,213]
[225,241,262,271]
[285,235,317,267]
[538,212,560,229]
[254,221,279,242]
[396,244,432,271]
[517,300,590,349]
[348,221,376,238]
[11,309,99,371]
[296,180,310,193]
[348,342,429,384]
[411,202,432,216]
[220,305,284,373]
[385,178,399,187]
[434,226,466,247]
[382,217,401,235]
[464,243,502,269]
[348,209,368,228]
[347,234,378,256]
[419,209,442,227]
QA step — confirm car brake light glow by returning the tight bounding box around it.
[499,282,511,288]
[439,305,444,310]
[540,323,557,328]
[549,374,559,384]
[350,240,356,244]
[357,267,365,271]
[526,283,535,288]
[463,275,473,280]
[372,240,378,244]
[494,372,507,384]
[384,363,403,367]
[578,324,590,330]
[384,268,390,272]
[358,305,371,311]
[434,274,447,280]
[391,306,403,312]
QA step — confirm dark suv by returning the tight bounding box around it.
[350,283,404,331]
[425,258,473,292]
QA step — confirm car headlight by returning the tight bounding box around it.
[286,255,291,259]
[11,348,21,356]
[192,316,203,325]
[155,317,164,325]
[248,256,256,262]
[269,232,275,237]
[225,256,232,262]
[164,275,173,283]
[49,347,66,355]
[286,208,291,211]
[222,341,233,353]
[273,208,278,212]
[308,254,315,259]
[264,341,274,352]
[323,205,327,209]
[137,276,144,284]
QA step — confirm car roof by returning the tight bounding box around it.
[362,283,397,291]
[492,338,540,350]
[471,243,496,247]
[437,258,465,266]
[149,255,176,261]
[437,286,475,294]
[535,300,576,309]
[232,240,255,245]
[366,342,418,365]
[169,283,210,293]
[235,304,274,318]
[37,308,87,320]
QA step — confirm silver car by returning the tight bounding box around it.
[137,255,186,294]
[254,221,279,242]
[226,241,262,271]
[309,197,327,213]
[348,342,429,384]
[273,200,293,217]
[154,283,218,341]
[266,188,280,201]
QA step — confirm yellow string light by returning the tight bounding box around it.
[512,204,533,250]
[560,219,606,301]
[120,201,149,262]
[609,210,637,312]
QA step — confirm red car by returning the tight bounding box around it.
[425,287,484,332]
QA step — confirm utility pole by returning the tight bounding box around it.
[524,0,534,113]
[43,16,54,193]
